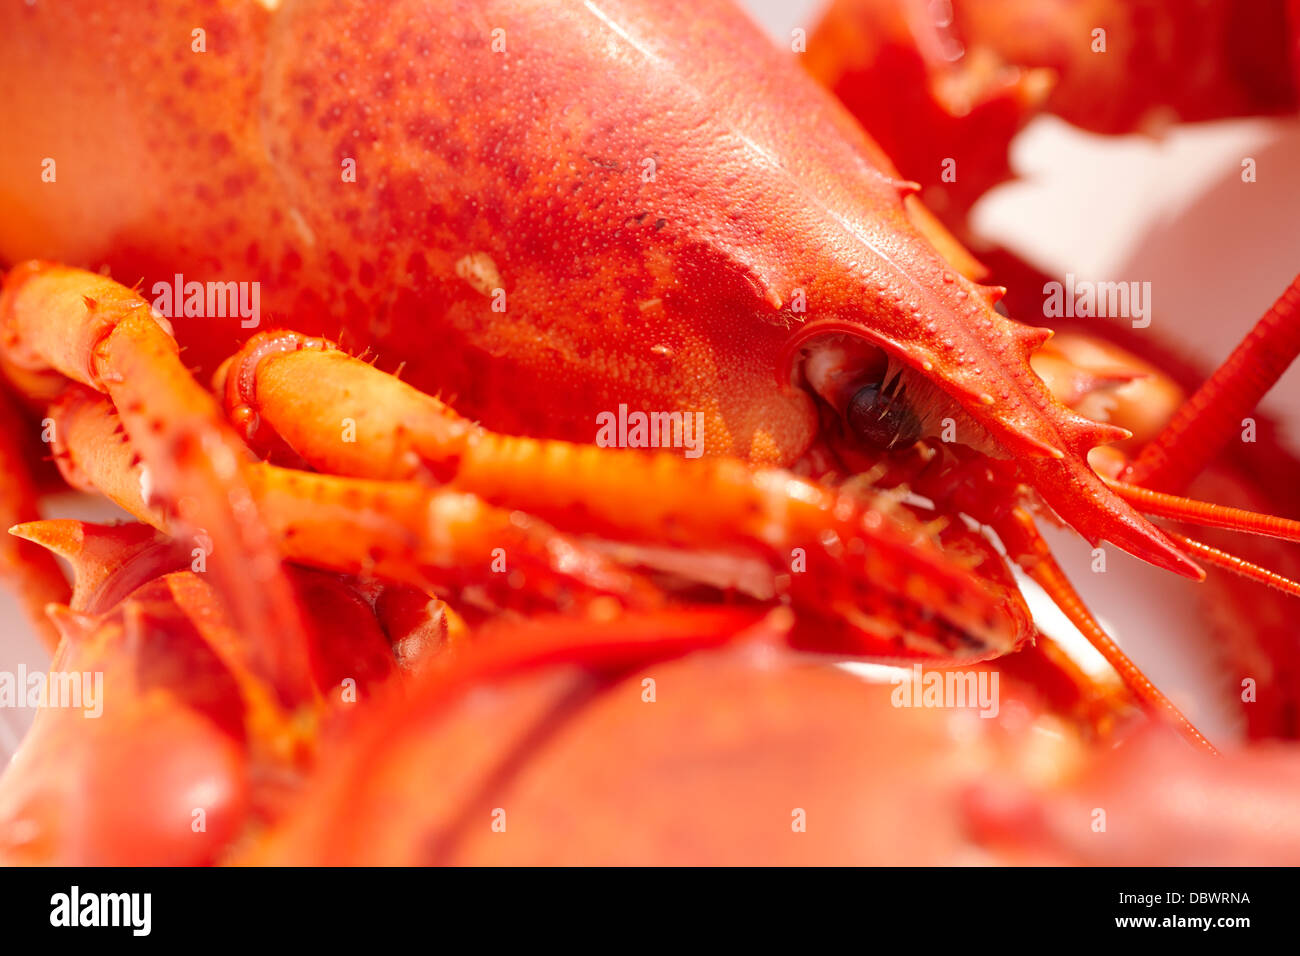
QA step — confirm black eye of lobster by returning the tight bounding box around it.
[846,375,922,450]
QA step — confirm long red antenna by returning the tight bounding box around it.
[1105,478,1300,543]
[1126,274,1300,493]
[1164,531,1300,598]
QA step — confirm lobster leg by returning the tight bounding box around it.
[0,263,313,701]
[224,331,1212,750]
[216,332,1034,661]
[47,385,663,618]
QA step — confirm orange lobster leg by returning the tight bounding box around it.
[0,263,313,701]
[218,332,1033,662]
[48,386,661,618]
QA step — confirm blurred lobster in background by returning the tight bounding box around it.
[808,0,1300,230]
[0,0,1299,864]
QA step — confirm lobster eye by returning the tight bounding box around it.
[846,378,922,450]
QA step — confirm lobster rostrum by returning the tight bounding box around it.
[0,0,1299,862]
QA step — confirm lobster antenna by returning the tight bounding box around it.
[1163,530,1300,598]
[1126,273,1300,493]
[994,506,1218,755]
[1104,478,1300,544]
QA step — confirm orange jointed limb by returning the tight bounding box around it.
[994,507,1217,755]
[222,332,1033,659]
[0,383,67,649]
[246,466,663,614]
[49,386,661,616]
[1126,274,1300,493]
[222,332,858,547]
[0,262,315,699]
[218,332,475,480]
